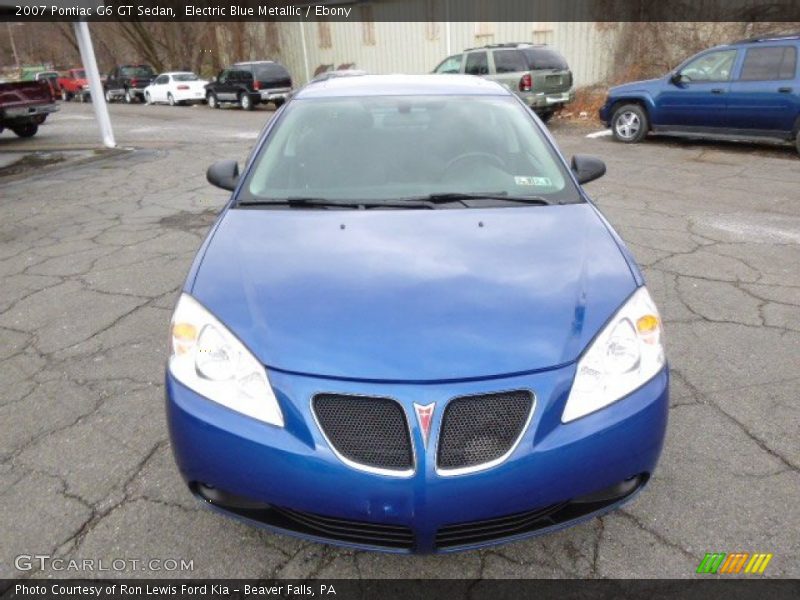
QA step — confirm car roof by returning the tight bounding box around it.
[295,74,511,99]
[161,71,196,76]
[234,61,276,66]
[465,42,548,52]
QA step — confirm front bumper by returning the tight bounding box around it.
[166,364,668,553]
[520,89,575,112]
[598,99,614,126]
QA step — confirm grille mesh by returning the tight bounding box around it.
[313,394,413,471]
[437,390,533,470]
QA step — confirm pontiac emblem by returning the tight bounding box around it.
[413,403,435,448]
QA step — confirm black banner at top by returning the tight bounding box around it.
[3,0,800,22]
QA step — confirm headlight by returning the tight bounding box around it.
[168,293,284,427]
[562,287,665,423]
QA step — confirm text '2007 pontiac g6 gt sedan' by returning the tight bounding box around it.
[166,75,669,554]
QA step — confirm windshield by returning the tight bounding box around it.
[74,69,86,78]
[173,73,199,82]
[121,66,154,77]
[241,95,578,206]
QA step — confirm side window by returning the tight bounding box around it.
[239,70,254,83]
[740,46,797,81]
[155,75,168,84]
[434,54,462,74]
[679,49,737,82]
[493,50,528,74]
[464,51,489,76]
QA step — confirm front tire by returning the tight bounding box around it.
[61,89,71,102]
[12,123,38,138]
[207,92,219,109]
[612,104,648,143]
[145,92,152,105]
[124,89,134,104]
[239,93,254,111]
[168,93,176,106]
[538,110,554,124]
[105,89,114,103]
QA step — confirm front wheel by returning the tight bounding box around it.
[144,92,152,105]
[61,89,71,102]
[207,93,219,109]
[168,93,176,106]
[239,93,254,111]
[105,89,114,103]
[124,89,134,104]
[12,123,38,138]
[612,104,649,143]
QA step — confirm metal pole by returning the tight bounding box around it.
[73,20,116,148]
[299,20,310,84]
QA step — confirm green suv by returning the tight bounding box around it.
[434,43,574,121]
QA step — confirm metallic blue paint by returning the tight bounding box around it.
[167,367,668,554]
[167,74,669,552]
[599,40,800,137]
[190,204,636,382]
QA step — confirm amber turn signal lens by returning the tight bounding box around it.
[173,322,198,341]
[636,314,660,335]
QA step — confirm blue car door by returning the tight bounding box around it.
[654,48,739,129]
[727,44,799,134]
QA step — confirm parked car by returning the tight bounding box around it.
[0,79,59,138]
[144,72,209,106]
[166,74,668,554]
[205,61,292,110]
[104,64,156,103]
[58,68,89,102]
[434,43,574,121]
[600,33,800,154]
[310,68,368,83]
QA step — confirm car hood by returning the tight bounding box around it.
[190,204,636,382]
[609,77,664,95]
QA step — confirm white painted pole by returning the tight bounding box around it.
[445,0,451,56]
[73,20,116,148]
[299,20,310,84]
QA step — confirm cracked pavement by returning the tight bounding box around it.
[1,103,798,578]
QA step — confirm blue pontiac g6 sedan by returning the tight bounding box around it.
[166,75,669,553]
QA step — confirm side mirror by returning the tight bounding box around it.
[669,72,681,84]
[207,160,240,191]
[571,155,606,185]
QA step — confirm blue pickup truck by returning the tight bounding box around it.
[599,33,800,154]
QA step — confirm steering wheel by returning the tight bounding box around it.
[440,152,506,181]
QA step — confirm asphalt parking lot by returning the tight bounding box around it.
[1,102,798,579]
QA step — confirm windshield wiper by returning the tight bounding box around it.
[406,192,552,206]
[237,197,436,210]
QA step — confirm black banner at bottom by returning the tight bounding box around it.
[1,580,800,600]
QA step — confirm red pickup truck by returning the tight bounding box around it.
[0,79,59,138]
[58,68,90,102]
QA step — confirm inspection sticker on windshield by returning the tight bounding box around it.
[515,176,552,187]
